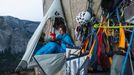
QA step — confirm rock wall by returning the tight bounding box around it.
[43,0,102,43]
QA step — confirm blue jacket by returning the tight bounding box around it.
[56,33,74,52]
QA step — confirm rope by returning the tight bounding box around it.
[69,0,75,40]
[107,0,126,20]
[116,8,121,23]
[121,29,134,75]
[87,0,93,14]
[95,1,101,17]
[129,52,134,75]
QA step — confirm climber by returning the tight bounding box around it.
[36,22,75,55]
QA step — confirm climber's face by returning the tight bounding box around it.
[58,27,65,35]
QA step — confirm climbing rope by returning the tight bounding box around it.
[121,29,134,75]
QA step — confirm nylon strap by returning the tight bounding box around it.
[118,23,126,48]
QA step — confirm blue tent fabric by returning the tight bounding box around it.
[35,33,74,55]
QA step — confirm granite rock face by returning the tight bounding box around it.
[0,16,39,73]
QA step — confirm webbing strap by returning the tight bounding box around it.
[88,34,93,51]
[90,34,98,65]
[109,57,113,65]
[97,29,103,64]
[82,38,89,54]
[118,23,126,49]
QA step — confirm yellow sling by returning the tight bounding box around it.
[118,23,125,49]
